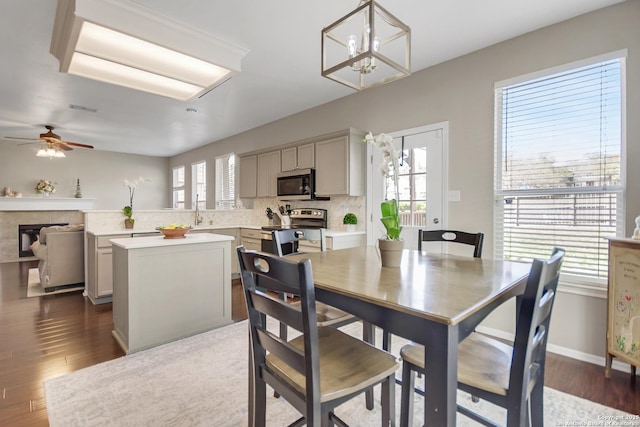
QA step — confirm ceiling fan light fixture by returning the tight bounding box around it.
[54,149,66,158]
[321,0,411,91]
[36,147,49,158]
[50,0,249,101]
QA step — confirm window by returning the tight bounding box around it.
[215,153,236,209]
[494,54,624,284]
[387,140,427,227]
[172,166,185,209]
[192,161,207,209]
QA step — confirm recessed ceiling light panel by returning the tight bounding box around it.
[50,0,249,100]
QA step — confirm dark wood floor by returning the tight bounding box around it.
[0,261,637,426]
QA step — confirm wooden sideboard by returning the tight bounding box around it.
[605,238,640,378]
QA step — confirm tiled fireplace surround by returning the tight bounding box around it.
[0,196,365,263]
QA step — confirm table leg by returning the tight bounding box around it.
[423,324,458,427]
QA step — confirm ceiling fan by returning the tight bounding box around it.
[4,125,94,157]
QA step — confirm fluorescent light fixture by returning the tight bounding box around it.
[50,0,249,101]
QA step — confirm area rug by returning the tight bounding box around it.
[44,320,637,427]
[27,268,84,298]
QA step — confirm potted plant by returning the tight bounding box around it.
[364,132,404,267]
[123,177,147,229]
[343,213,358,232]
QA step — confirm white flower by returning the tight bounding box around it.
[35,179,56,194]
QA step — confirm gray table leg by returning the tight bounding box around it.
[424,324,458,427]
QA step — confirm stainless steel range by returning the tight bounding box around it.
[261,208,327,254]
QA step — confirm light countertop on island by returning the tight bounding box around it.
[110,232,233,249]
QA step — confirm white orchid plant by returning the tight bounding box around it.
[123,177,148,222]
[364,132,402,240]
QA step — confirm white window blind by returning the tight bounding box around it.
[172,166,185,210]
[494,56,624,284]
[215,154,236,210]
[192,161,207,209]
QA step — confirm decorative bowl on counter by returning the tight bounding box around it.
[156,225,193,239]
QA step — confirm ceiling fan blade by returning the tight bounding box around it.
[56,143,73,151]
[4,136,41,141]
[64,141,94,149]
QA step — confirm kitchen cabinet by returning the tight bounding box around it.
[326,233,365,250]
[605,237,640,378]
[240,228,262,251]
[315,130,365,197]
[239,155,257,198]
[257,151,281,197]
[281,142,315,171]
[192,228,239,275]
[86,231,131,304]
[111,233,233,354]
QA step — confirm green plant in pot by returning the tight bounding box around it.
[364,132,404,266]
[343,213,358,231]
[122,177,148,229]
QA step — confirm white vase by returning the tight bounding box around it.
[378,239,404,267]
[345,224,356,232]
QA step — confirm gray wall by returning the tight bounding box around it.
[0,143,169,210]
[170,1,640,362]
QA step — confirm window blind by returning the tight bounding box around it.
[215,154,236,209]
[494,57,623,283]
[192,161,206,209]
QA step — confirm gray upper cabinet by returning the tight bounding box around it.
[256,151,281,197]
[239,155,257,198]
[281,142,315,171]
[315,130,365,197]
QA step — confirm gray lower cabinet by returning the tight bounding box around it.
[86,232,131,304]
[240,228,262,251]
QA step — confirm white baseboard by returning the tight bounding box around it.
[475,326,639,376]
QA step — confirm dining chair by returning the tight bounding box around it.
[237,246,399,427]
[418,229,484,258]
[272,228,379,410]
[398,248,565,427]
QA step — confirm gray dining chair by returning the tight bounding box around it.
[418,229,484,258]
[237,245,399,426]
[399,248,565,427]
[272,228,380,410]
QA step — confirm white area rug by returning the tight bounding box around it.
[27,268,84,298]
[45,320,637,427]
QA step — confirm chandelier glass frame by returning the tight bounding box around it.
[321,0,411,91]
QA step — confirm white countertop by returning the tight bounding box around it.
[87,225,261,236]
[324,230,365,237]
[110,232,234,249]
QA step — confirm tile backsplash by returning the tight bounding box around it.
[0,196,365,262]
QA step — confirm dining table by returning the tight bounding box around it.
[278,245,532,427]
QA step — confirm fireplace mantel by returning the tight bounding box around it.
[0,197,96,211]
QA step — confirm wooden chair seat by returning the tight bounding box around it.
[267,326,399,403]
[400,333,514,397]
[288,300,356,327]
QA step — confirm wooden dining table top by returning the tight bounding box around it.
[288,245,532,325]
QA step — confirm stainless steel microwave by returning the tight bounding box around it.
[277,168,315,200]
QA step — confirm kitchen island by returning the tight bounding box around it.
[110,233,234,354]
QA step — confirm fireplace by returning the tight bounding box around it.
[18,223,68,257]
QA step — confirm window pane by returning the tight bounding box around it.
[495,57,624,283]
[215,154,236,209]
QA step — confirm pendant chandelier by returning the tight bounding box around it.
[321,0,411,91]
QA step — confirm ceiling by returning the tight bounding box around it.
[0,0,625,157]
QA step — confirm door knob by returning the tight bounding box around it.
[433,218,440,224]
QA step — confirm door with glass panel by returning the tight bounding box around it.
[368,124,446,248]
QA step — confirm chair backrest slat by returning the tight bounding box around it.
[252,291,305,332]
[418,229,484,258]
[255,328,307,374]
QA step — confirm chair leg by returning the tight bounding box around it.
[362,321,375,410]
[400,360,416,427]
[273,322,288,399]
[528,380,544,427]
[381,374,396,427]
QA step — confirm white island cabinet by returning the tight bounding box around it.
[110,233,234,354]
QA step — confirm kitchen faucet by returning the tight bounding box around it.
[195,194,203,226]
